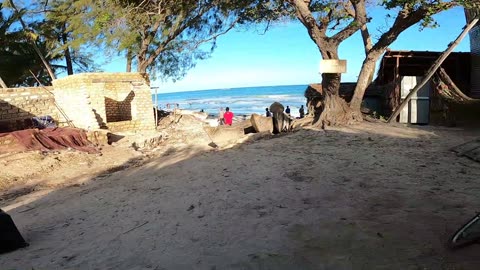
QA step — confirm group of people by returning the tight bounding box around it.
[265,105,305,118]
[217,107,234,126]
[216,104,306,126]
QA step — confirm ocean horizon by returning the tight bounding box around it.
[152,84,309,118]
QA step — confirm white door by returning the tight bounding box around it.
[399,76,430,124]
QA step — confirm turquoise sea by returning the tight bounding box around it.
[152,84,308,118]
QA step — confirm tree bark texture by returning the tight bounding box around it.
[350,49,383,111]
[310,44,360,126]
[360,24,374,84]
[61,33,74,75]
[126,50,132,72]
[315,73,360,127]
[350,4,456,114]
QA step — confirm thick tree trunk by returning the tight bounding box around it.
[137,35,149,73]
[360,25,374,84]
[137,51,147,73]
[313,72,360,127]
[137,63,147,73]
[126,50,132,72]
[61,33,74,75]
[350,50,383,111]
[318,91,359,127]
[311,45,361,127]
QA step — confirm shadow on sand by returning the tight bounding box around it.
[1,123,480,269]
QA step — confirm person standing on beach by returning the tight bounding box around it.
[265,108,271,117]
[218,107,225,125]
[299,105,305,118]
[285,106,291,115]
[224,107,234,126]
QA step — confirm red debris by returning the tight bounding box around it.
[0,128,99,154]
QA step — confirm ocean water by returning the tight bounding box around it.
[152,84,308,118]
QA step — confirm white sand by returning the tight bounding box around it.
[1,122,480,269]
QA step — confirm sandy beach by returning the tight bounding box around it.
[1,118,480,269]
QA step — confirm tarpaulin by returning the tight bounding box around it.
[0,128,99,154]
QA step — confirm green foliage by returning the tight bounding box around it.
[0,4,54,86]
[241,0,369,38]
[59,0,265,81]
[0,0,97,86]
[39,0,97,73]
[380,0,464,29]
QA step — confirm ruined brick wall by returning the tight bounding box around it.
[53,73,155,131]
[0,87,60,132]
[104,82,135,122]
[0,73,154,132]
[52,75,103,130]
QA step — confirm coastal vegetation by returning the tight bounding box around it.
[0,0,478,125]
[244,0,478,126]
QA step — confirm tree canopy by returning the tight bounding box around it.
[0,1,96,86]
[1,0,477,92]
[59,0,265,81]
[240,0,478,126]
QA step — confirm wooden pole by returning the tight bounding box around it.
[153,87,159,130]
[29,70,74,127]
[387,18,479,124]
[0,76,7,89]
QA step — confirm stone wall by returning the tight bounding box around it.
[0,87,60,132]
[52,72,155,131]
[0,72,155,132]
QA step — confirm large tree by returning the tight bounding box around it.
[37,0,97,75]
[349,0,477,114]
[249,0,475,126]
[62,0,260,81]
[290,0,368,126]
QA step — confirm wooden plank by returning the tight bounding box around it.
[465,147,480,162]
[452,138,480,163]
[452,139,480,155]
[0,76,7,89]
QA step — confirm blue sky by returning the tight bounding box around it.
[102,6,471,93]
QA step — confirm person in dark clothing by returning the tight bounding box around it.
[265,108,271,117]
[285,106,291,115]
[299,105,305,118]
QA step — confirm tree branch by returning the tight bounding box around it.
[142,2,219,69]
[189,18,239,51]
[6,0,56,80]
[289,0,326,48]
[331,0,367,44]
[343,0,372,54]
[361,23,372,55]
[371,3,456,52]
